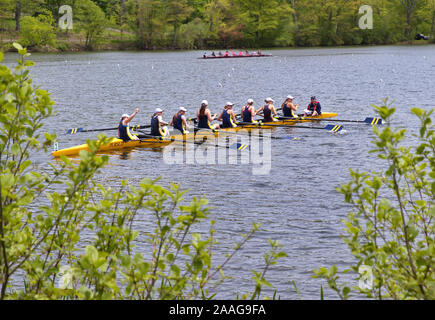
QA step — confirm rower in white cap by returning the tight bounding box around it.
[170,106,190,134]
[281,95,299,118]
[118,108,140,141]
[217,102,238,128]
[196,100,220,129]
[150,108,169,137]
[241,98,257,123]
[256,97,278,122]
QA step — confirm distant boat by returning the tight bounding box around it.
[200,53,272,60]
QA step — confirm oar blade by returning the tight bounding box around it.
[324,124,343,133]
[230,143,250,151]
[67,128,83,135]
[364,117,383,125]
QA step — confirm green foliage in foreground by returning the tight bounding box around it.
[0,47,286,300]
[314,102,435,300]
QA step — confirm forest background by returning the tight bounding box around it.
[0,0,435,52]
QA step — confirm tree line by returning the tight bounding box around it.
[1,0,435,50]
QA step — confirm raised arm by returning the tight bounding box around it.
[124,108,139,125]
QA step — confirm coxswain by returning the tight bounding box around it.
[217,102,238,128]
[281,95,299,118]
[118,108,140,141]
[304,96,322,117]
[197,100,220,130]
[150,108,169,137]
[241,99,257,123]
[170,106,189,134]
[256,98,278,122]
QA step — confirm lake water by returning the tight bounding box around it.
[3,45,435,299]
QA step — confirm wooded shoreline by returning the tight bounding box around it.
[1,0,434,53]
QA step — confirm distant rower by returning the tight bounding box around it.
[118,108,140,141]
[170,107,189,134]
[256,97,278,122]
[281,95,298,118]
[197,100,220,130]
[151,108,169,137]
[241,99,257,123]
[304,96,322,117]
[217,102,238,128]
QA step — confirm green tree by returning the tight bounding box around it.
[163,0,194,48]
[314,102,435,299]
[126,0,165,49]
[20,13,56,47]
[234,0,293,46]
[76,0,107,50]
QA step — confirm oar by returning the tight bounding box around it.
[67,124,151,135]
[136,131,250,151]
[193,127,299,141]
[237,122,344,133]
[277,115,383,125]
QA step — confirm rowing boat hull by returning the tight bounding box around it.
[52,137,174,157]
[200,54,272,59]
[53,112,338,157]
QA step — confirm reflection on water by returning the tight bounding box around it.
[3,45,435,299]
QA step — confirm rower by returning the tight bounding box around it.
[281,95,299,118]
[150,108,169,137]
[256,98,278,122]
[241,99,257,123]
[304,96,322,117]
[118,108,140,141]
[170,106,189,134]
[217,102,238,128]
[197,100,220,130]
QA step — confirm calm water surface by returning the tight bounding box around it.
[4,45,435,299]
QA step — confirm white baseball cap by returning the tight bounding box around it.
[287,95,294,100]
[265,97,274,102]
[121,113,129,119]
[201,100,208,106]
[155,108,163,113]
[226,102,234,106]
[179,107,187,112]
[247,99,254,104]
